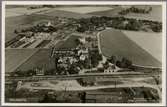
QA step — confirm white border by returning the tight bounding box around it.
[1,1,166,106]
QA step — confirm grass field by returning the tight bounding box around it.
[5,49,38,73]
[55,6,113,14]
[6,7,49,18]
[56,35,80,49]
[123,31,162,62]
[39,9,92,19]
[87,6,123,17]
[17,49,55,71]
[100,29,161,67]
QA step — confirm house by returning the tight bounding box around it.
[80,54,86,61]
[104,64,116,73]
[69,57,77,64]
[79,37,86,44]
[46,21,52,26]
[77,48,88,56]
[35,67,44,76]
[96,26,105,31]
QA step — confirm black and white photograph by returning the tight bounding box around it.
[1,1,166,106]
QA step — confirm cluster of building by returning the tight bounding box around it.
[6,16,78,48]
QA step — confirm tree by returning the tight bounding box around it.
[116,60,121,67]
[14,29,18,34]
[118,57,132,68]
[108,55,117,64]
[80,92,86,103]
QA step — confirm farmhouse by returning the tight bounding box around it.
[104,65,116,73]
[35,67,44,76]
[51,48,77,57]
[78,37,86,44]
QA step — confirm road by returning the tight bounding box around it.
[17,77,161,100]
[6,71,160,82]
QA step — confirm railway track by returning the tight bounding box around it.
[5,72,160,82]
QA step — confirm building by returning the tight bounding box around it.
[77,48,88,56]
[96,26,105,31]
[35,67,44,76]
[79,37,86,44]
[80,54,86,61]
[104,64,116,73]
[51,48,77,57]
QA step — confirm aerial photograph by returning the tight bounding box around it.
[4,3,163,104]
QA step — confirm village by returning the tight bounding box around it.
[4,4,163,104]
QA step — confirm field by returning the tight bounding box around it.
[55,35,80,49]
[17,49,55,71]
[88,5,162,22]
[5,49,38,73]
[87,6,123,17]
[5,7,49,18]
[100,29,161,67]
[55,6,113,14]
[123,31,162,62]
[39,9,92,19]
[124,5,162,22]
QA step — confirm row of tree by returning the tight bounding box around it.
[119,6,152,15]
[76,16,162,33]
[108,55,132,69]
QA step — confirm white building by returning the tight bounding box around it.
[104,64,116,73]
[79,37,86,44]
[80,54,86,61]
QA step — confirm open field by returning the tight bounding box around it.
[55,35,80,49]
[87,6,122,17]
[100,29,161,67]
[88,5,162,22]
[5,49,38,73]
[123,31,162,62]
[17,49,55,72]
[55,6,113,14]
[39,9,92,19]
[6,7,50,18]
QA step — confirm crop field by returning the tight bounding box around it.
[55,6,113,14]
[123,31,162,63]
[56,35,80,49]
[39,9,92,19]
[87,6,123,17]
[5,7,49,18]
[5,49,38,73]
[17,49,55,72]
[100,29,161,67]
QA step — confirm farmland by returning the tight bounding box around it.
[88,7,122,17]
[39,9,92,19]
[99,29,161,67]
[4,5,163,104]
[5,7,50,18]
[17,49,55,72]
[123,31,162,62]
[55,35,80,49]
[55,6,113,14]
[5,49,38,73]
